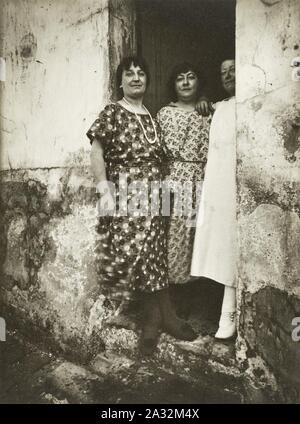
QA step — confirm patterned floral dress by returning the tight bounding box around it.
[157,104,210,285]
[87,103,169,300]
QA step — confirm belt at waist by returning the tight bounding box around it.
[167,159,206,164]
[107,160,163,167]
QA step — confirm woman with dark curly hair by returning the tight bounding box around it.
[87,56,196,356]
[157,63,211,296]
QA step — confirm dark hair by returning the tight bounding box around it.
[168,62,205,102]
[220,58,235,68]
[116,56,150,99]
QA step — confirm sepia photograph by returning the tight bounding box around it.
[0,0,300,407]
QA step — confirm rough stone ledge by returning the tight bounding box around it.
[0,329,282,404]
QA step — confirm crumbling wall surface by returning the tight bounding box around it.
[0,166,109,359]
[0,0,129,359]
[0,0,110,170]
[236,0,300,401]
[108,0,136,98]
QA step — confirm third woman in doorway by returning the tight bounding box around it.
[191,59,237,340]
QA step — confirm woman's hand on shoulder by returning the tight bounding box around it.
[195,97,215,116]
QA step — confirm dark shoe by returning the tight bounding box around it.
[157,288,197,341]
[163,319,197,341]
[139,335,158,356]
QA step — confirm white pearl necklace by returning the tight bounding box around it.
[122,97,158,144]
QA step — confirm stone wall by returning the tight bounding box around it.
[236,0,300,400]
[1,0,300,399]
[0,0,135,360]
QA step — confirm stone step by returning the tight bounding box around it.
[99,314,239,374]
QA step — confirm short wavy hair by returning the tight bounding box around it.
[116,56,150,100]
[168,62,205,102]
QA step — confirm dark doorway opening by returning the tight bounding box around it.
[136,0,236,114]
[135,0,236,341]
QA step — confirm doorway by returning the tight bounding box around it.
[136,0,236,114]
[134,0,236,339]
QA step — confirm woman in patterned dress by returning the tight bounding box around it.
[157,63,211,303]
[88,57,196,356]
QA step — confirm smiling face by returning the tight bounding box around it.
[121,63,147,100]
[175,70,199,103]
[221,59,235,96]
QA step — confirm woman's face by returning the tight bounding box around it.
[175,71,199,102]
[221,60,235,96]
[121,63,147,99]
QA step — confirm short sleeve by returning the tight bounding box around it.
[156,106,168,126]
[86,103,116,145]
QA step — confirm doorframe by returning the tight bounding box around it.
[107,0,240,351]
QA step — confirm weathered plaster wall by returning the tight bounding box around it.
[0,0,110,170]
[0,0,135,359]
[0,167,107,358]
[236,0,300,400]
[109,0,136,99]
